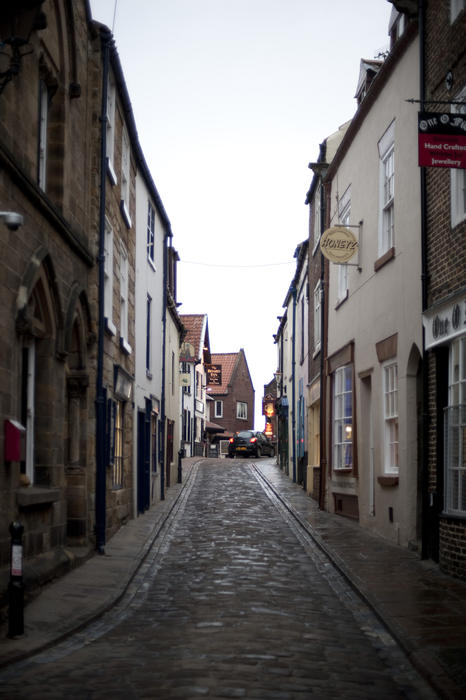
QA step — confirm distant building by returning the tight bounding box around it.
[206,350,255,441]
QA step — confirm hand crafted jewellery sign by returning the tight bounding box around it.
[418,111,466,169]
[319,226,359,263]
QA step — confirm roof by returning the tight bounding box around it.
[207,352,239,394]
[179,314,210,362]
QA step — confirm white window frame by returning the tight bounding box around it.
[112,400,124,489]
[120,244,132,354]
[104,218,116,335]
[313,281,321,353]
[337,189,351,302]
[38,80,48,190]
[236,401,248,420]
[147,200,156,267]
[106,70,117,184]
[451,0,465,23]
[378,121,395,257]
[333,365,353,471]
[120,126,132,228]
[450,87,466,228]
[215,400,223,418]
[383,362,399,474]
[444,337,466,514]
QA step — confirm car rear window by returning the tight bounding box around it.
[237,431,253,438]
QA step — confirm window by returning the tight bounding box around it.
[147,201,156,266]
[383,362,399,473]
[113,400,124,489]
[444,337,466,514]
[300,295,305,364]
[120,126,132,227]
[451,87,466,228]
[146,295,152,374]
[312,187,321,254]
[104,219,115,334]
[237,401,247,420]
[313,281,321,352]
[120,245,131,353]
[337,190,351,302]
[215,400,223,418]
[38,80,48,190]
[378,121,395,257]
[106,71,117,184]
[333,365,353,470]
[451,0,465,22]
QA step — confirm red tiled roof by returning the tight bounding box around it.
[206,352,239,394]
[180,314,207,359]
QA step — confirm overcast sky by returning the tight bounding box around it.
[89,0,393,429]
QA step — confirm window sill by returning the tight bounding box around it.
[120,200,132,229]
[333,468,353,474]
[120,337,132,355]
[374,246,395,272]
[378,475,399,487]
[105,317,116,336]
[313,346,321,359]
[16,486,60,508]
[440,510,466,522]
[335,290,348,310]
[107,158,118,186]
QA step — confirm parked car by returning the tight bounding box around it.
[228,430,275,458]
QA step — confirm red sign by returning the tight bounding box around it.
[418,112,466,169]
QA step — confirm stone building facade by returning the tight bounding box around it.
[0,0,98,593]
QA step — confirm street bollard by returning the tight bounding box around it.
[8,520,24,638]
[177,449,183,484]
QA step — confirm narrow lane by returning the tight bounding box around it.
[0,460,437,699]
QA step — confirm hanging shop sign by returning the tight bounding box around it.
[206,364,222,386]
[320,226,359,263]
[418,111,466,169]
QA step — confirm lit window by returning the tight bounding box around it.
[383,362,399,473]
[333,365,353,470]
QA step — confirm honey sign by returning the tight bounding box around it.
[320,226,358,263]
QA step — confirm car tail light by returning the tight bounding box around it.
[229,438,234,443]
[250,437,257,443]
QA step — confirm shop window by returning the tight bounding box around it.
[444,337,466,514]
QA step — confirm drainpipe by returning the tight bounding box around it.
[95,27,112,554]
[160,232,169,501]
[318,172,328,511]
[291,284,297,483]
[418,0,430,560]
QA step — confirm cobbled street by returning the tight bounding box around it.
[0,460,438,699]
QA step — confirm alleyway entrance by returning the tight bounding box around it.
[0,460,437,699]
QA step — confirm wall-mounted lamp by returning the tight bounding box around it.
[0,2,46,96]
[0,211,24,231]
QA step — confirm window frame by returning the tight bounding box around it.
[332,364,353,471]
[119,244,132,354]
[236,401,248,420]
[106,70,117,184]
[383,361,399,474]
[451,0,465,23]
[120,125,132,228]
[444,337,466,515]
[147,200,156,267]
[214,400,223,418]
[378,121,396,258]
[337,190,351,303]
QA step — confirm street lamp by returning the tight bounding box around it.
[0,211,24,230]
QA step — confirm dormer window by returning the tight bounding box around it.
[389,8,406,49]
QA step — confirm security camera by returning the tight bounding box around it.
[0,211,24,231]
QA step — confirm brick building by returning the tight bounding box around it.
[417,0,466,578]
[206,349,255,439]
